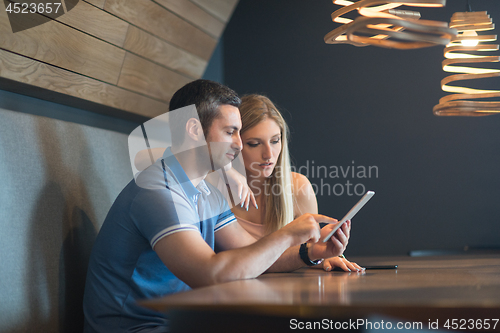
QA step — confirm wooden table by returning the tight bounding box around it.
[141,255,500,332]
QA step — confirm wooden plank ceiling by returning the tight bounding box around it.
[0,0,239,119]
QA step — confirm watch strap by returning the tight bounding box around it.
[299,243,323,266]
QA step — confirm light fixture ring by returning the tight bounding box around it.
[325,0,454,48]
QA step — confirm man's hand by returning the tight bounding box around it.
[278,214,339,248]
[265,214,343,273]
[309,220,351,260]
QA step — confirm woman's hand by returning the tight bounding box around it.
[307,220,363,271]
[321,256,364,272]
[223,167,257,210]
[309,220,351,260]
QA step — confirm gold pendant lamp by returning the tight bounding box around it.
[433,4,500,116]
[324,0,457,49]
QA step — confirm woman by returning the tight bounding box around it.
[232,94,363,272]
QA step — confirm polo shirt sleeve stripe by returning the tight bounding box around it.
[214,213,236,232]
[151,224,199,248]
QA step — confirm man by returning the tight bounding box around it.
[83,80,350,332]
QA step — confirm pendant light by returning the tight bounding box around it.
[433,2,500,116]
[324,0,457,49]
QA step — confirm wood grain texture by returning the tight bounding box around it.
[0,0,240,118]
[118,53,192,102]
[141,254,500,330]
[124,26,206,79]
[0,8,125,84]
[190,0,239,23]
[104,0,217,60]
[0,49,167,118]
[82,0,107,9]
[154,0,225,38]
[58,0,129,47]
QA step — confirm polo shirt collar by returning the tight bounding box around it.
[197,180,211,196]
[162,147,210,200]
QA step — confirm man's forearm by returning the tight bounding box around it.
[205,214,329,285]
[265,245,305,272]
[266,242,324,273]
[156,228,298,288]
[210,230,296,283]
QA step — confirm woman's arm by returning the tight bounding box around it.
[205,166,257,210]
[221,166,257,210]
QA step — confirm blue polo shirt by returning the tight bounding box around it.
[83,148,236,333]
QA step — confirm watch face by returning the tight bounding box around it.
[314,259,324,266]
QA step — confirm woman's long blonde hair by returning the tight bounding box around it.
[239,94,294,233]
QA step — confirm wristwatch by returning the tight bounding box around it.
[299,243,323,266]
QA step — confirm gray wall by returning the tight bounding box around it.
[223,0,500,255]
[0,34,226,332]
[0,36,223,332]
[0,90,138,332]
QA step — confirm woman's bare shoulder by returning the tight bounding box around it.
[291,172,318,215]
[291,171,312,188]
[291,172,315,198]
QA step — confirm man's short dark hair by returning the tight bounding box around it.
[169,80,241,146]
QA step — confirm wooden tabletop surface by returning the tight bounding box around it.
[140,254,500,331]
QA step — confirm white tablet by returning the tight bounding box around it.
[322,191,375,243]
